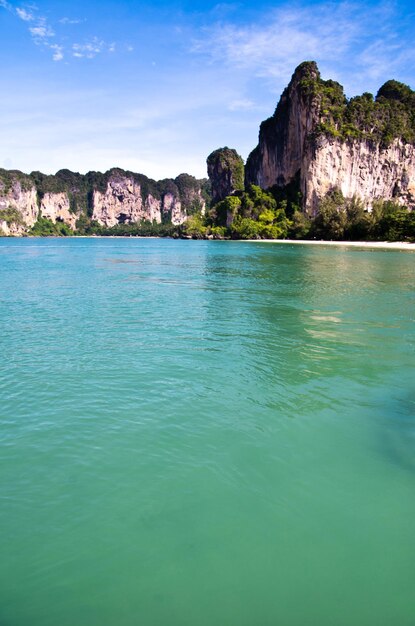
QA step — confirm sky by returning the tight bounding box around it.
[0,0,415,180]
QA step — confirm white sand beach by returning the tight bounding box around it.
[244,239,415,250]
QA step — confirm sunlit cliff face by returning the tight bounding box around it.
[246,61,415,214]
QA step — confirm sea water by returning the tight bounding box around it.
[0,238,414,626]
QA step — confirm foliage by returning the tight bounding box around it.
[230,210,291,240]
[174,173,201,213]
[0,207,25,226]
[309,190,415,242]
[229,216,261,239]
[30,171,67,198]
[288,210,312,239]
[0,169,34,193]
[310,190,349,240]
[30,217,74,237]
[200,179,212,207]
[180,214,207,238]
[207,147,245,192]
[76,219,178,238]
[207,147,245,205]
[209,185,292,239]
[209,195,241,227]
[75,214,102,235]
[304,70,415,146]
[269,172,302,218]
[210,225,227,239]
[371,200,415,241]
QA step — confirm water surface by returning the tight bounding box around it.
[1,238,414,626]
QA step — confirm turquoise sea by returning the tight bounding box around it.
[1,238,414,626]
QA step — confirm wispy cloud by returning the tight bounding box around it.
[192,2,415,95]
[50,44,64,62]
[193,4,356,70]
[72,37,107,59]
[16,7,34,21]
[29,18,55,43]
[357,38,415,84]
[60,17,84,25]
[0,2,120,63]
[0,1,54,46]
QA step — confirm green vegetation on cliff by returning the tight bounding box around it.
[0,169,34,193]
[0,207,25,226]
[30,217,74,237]
[208,185,291,239]
[207,147,245,205]
[308,190,415,241]
[0,165,210,235]
[174,173,207,214]
[204,185,415,242]
[298,64,415,145]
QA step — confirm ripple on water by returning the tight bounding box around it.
[0,238,414,626]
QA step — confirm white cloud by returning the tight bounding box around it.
[16,7,34,21]
[1,2,126,64]
[60,17,83,25]
[72,37,113,59]
[30,24,54,39]
[191,2,414,96]
[28,13,55,45]
[357,39,415,84]
[193,4,359,73]
[50,44,64,62]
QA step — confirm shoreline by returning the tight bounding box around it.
[2,235,415,250]
[241,239,415,251]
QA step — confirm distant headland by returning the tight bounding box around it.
[1,61,414,242]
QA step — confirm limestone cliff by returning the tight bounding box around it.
[161,191,185,226]
[40,192,77,229]
[246,61,415,213]
[0,170,38,235]
[303,136,415,212]
[91,173,162,227]
[0,167,208,234]
[207,148,244,204]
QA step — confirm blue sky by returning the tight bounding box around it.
[1,0,415,180]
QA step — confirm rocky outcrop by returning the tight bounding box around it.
[0,167,208,234]
[246,61,415,213]
[207,147,244,205]
[162,192,186,225]
[91,174,161,227]
[40,192,77,228]
[246,62,321,193]
[0,171,38,234]
[304,136,415,212]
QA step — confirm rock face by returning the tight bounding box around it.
[0,167,208,234]
[0,171,38,234]
[91,174,162,227]
[40,192,77,228]
[207,147,244,205]
[246,62,321,193]
[304,136,415,212]
[162,192,186,225]
[246,61,415,213]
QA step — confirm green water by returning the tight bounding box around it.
[0,238,414,626]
